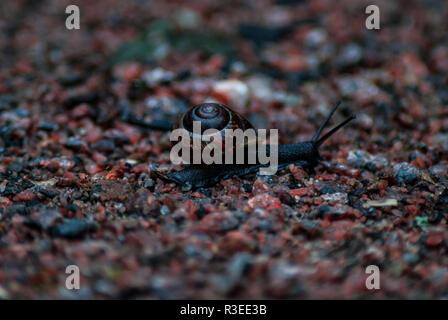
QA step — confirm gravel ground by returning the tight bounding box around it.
[0,0,447,299]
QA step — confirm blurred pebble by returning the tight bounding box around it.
[141,67,174,88]
[304,28,328,48]
[227,253,252,279]
[37,120,58,131]
[336,43,363,69]
[429,164,448,176]
[347,150,389,171]
[51,219,89,238]
[29,209,62,230]
[393,162,421,185]
[213,79,249,110]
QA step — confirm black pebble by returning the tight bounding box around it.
[38,120,58,131]
[59,73,86,87]
[8,162,23,172]
[51,219,89,239]
[92,139,116,152]
[64,92,99,108]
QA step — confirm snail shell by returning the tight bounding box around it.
[174,103,256,163]
[177,103,254,133]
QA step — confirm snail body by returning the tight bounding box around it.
[155,102,355,189]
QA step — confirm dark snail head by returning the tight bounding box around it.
[177,103,254,134]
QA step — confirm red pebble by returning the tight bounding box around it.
[426,233,445,248]
[13,190,36,201]
[220,231,255,254]
[92,152,107,163]
[96,205,106,222]
[290,188,309,197]
[405,205,420,216]
[71,104,90,118]
[411,157,425,169]
[113,62,142,82]
[0,196,12,209]
[133,163,147,173]
[105,168,123,180]
[248,194,283,213]
[191,192,203,198]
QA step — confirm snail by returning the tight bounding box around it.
[153,101,356,189]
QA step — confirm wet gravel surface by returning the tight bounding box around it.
[0,0,447,299]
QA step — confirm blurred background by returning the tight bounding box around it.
[0,0,447,299]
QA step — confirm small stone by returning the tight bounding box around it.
[65,136,84,149]
[366,199,398,207]
[227,253,252,279]
[144,179,155,189]
[430,133,448,150]
[8,162,23,172]
[321,192,348,203]
[14,109,30,117]
[59,73,85,87]
[268,262,304,297]
[304,28,328,48]
[213,79,249,110]
[247,75,274,102]
[276,190,294,205]
[0,196,12,209]
[219,231,255,254]
[0,94,17,110]
[403,252,420,265]
[242,183,252,193]
[0,285,9,299]
[426,232,445,248]
[336,43,363,68]
[113,62,142,82]
[13,190,35,201]
[29,209,62,230]
[92,139,115,153]
[336,76,383,102]
[37,120,58,131]
[51,219,89,238]
[317,205,345,218]
[405,205,420,215]
[290,188,309,198]
[160,205,171,215]
[429,164,448,176]
[239,23,291,44]
[292,219,322,238]
[393,162,421,185]
[248,193,283,212]
[64,92,99,108]
[347,150,389,170]
[141,67,174,87]
[316,182,345,195]
[174,8,201,29]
